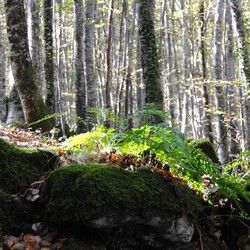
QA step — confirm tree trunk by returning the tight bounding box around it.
[6,85,24,126]
[30,0,44,93]
[165,0,175,126]
[4,0,50,131]
[213,0,229,166]
[200,1,214,143]
[85,0,96,130]
[0,11,6,123]
[105,0,114,128]
[74,0,86,133]
[180,0,189,134]
[228,0,250,150]
[44,0,55,117]
[225,2,239,158]
[137,0,163,124]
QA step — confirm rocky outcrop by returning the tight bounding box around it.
[38,164,202,249]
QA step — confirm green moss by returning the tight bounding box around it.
[40,164,202,225]
[0,189,14,233]
[0,138,50,193]
[0,189,31,234]
[189,138,220,164]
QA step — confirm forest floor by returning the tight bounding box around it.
[0,126,59,149]
[0,126,249,250]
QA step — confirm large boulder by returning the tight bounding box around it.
[40,164,202,249]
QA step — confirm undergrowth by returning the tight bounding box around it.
[61,123,250,217]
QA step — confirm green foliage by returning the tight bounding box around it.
[62,126,119,153]
[132,103,168,126]
[40,164,201,225]
[224,151,250,178]
[61,120,249,216]
[189,138,220,164]
[90,107,128,131]
[120,124,218,184]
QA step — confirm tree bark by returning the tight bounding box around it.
[30,0,44,93]
[105,0,114,128]
[200,1,214,144]
[6,85,24,126]
[213,0,229,166]
[44,0,55,116]
[225,2,239,158]
[0,11,6,123]
[137,0,163,124]
[85,0,96,130]
[228,0,250,150]
[4,0,50,131]
[74,0,86,133]
[180,0,189,134]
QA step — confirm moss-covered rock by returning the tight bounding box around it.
[0,189,33,236]
[40,164,202,226]
[0,138,53,193]
[189,138,220,164]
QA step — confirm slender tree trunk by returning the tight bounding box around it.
[225,2,239,158]
[4,0,50,131]
[74,0,86,133]
[228,0,250,83]
[137,0,163,124]
[0,11,6,123]
[30,0,44,93]
[115,0,126,117]
[228,0,250,150]
[44,0,55,116]
[136,23,143,111]
[165,0,175,125]
[105,0,114,128]
[125,0,136,128]
[180,0,189,134]
[85,0,96,130]
[213,0,229,166]
[200,1,214,143]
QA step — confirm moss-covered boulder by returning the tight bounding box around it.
[40,164,201,225]
[0,138,54,193]
[189,138,220,164]
[39,164,202,248]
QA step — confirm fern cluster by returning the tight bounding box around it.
[61,123,250,216]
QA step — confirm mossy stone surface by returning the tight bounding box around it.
[189,138,220,164]
[40,164,202,225]
[0,138,51,193]
[0,189,32,235]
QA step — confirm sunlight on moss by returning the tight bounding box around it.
[40,164,202,225]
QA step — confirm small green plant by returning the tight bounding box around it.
[132,103,168,125]
[62,126,117,152]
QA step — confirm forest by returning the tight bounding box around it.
[0,0,250,249]
[0,0,250,165]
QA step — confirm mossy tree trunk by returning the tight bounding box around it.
[137,0,163,124]
[4,0,51,131]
